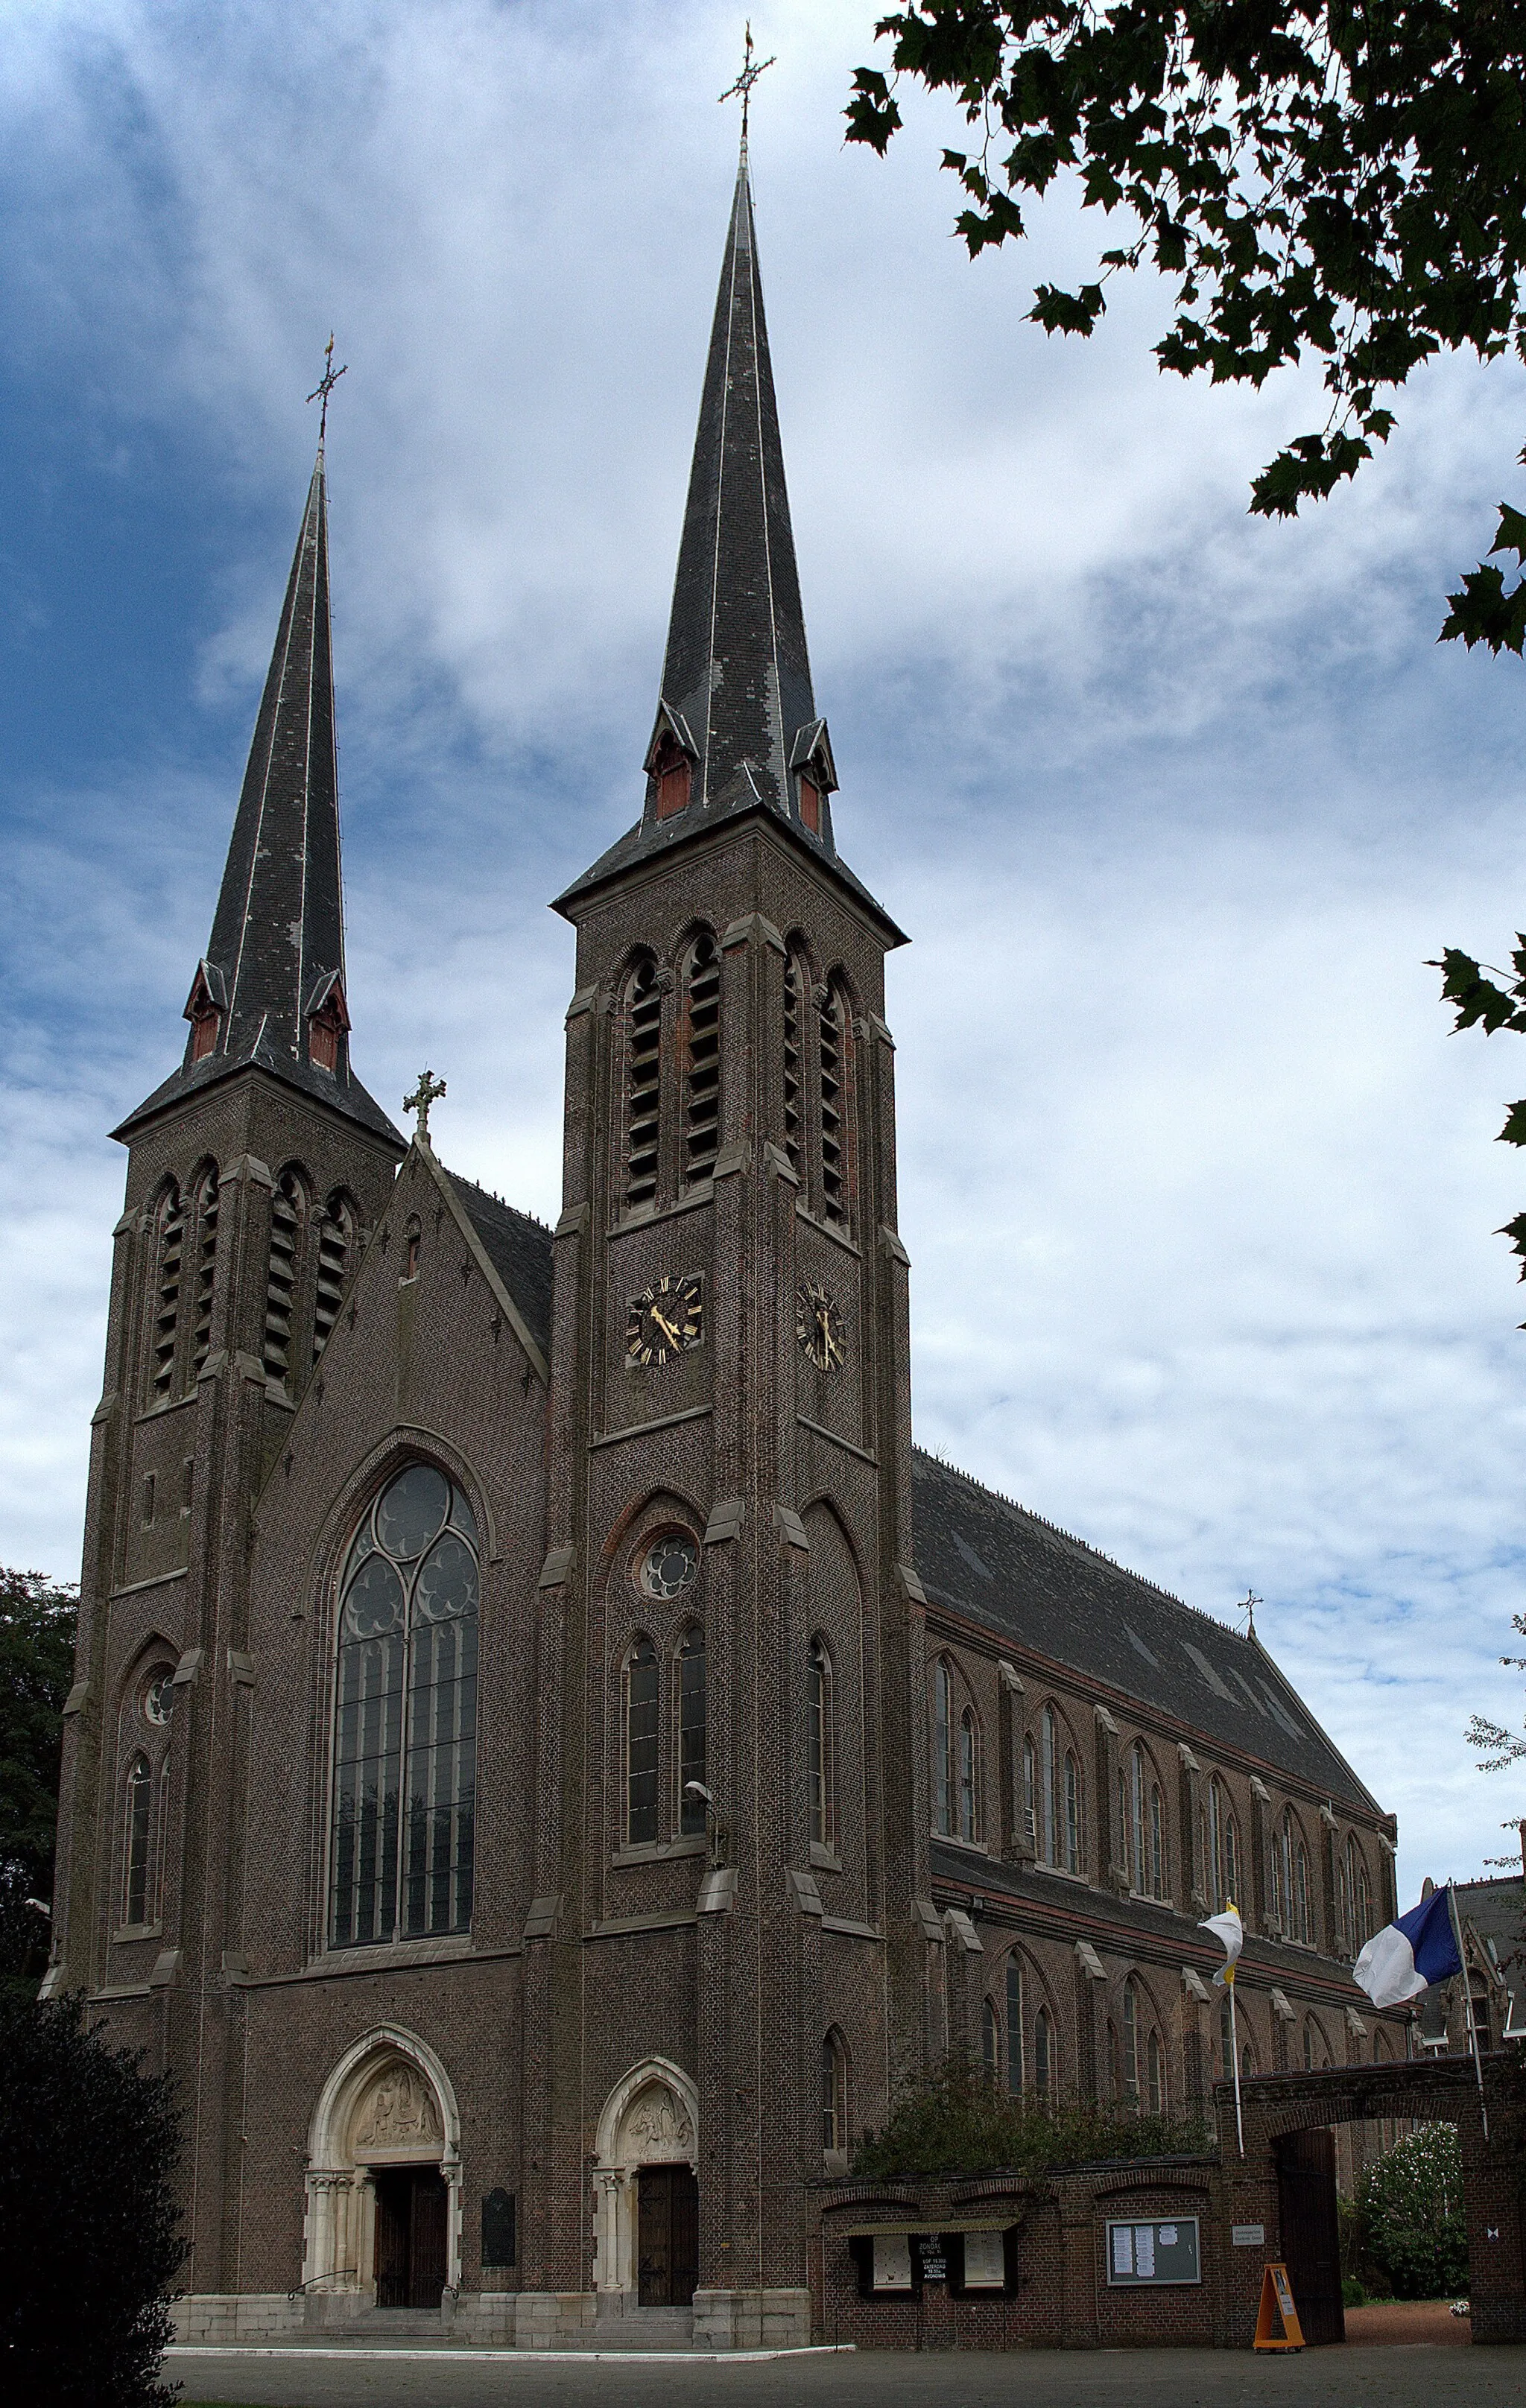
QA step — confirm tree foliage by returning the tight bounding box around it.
[852,2052,1212,2177]
[1356,2122,1469,2299]
[0,1992,184,2407]
[0,1567,77,1997]
[846,1,1526,645]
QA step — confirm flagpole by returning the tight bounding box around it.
[1446,1881,1489,2141]
[1227,1972,1244,2158]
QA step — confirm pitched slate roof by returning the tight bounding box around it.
[912,1449,1380,1813]
[443,1171,554,1362]
[115,449,399,1147]
[554,139,903,945]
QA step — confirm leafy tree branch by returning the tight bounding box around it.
[846,1,1526,645]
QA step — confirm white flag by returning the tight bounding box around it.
[1200,1903,1244,1986]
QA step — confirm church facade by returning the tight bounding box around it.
[45,146,1406,2347]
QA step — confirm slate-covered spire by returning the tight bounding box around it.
[656,133,828,828]
[554,133,905,925]
[116,449,399,1144]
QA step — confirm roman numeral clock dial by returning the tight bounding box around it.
[797,1279,845,1372]
[626,1273,703,1368]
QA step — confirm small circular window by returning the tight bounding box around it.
[638,1532,699,1601]
[145,1670,176,1726]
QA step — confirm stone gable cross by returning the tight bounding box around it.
[404,1068,446,1144]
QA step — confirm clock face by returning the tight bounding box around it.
[627,1273,703,1367]
[797,1279,845,1372]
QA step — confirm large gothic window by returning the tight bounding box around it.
[123,1755,152,1926]
[1005,1955,1024,2091]
[625,1637,660,1844]
[932,1658,954,1835]
[329,1463,478,1948]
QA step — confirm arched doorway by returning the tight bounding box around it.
[304,2029,461,2310]
[593,2059,700,2307]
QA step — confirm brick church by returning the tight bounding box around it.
[45,140,1407,2346]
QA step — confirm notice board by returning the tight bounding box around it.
[1105,2216,1201,2285]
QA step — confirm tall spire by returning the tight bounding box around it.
[556,132,893,921]
[115,449,399,1144]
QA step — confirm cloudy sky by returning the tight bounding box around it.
[4,0,1525,1892]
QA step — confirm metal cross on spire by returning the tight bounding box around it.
[306,333,348,443]
[403,1068,446,1144]
[718,20,776,136]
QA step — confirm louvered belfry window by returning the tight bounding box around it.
[819,983,847,1226]
[262,1170,305,1382]
[682,934,722,1184]
[782,954,803,1176]
[313,1194,354,1362]
[191,1167,219,1376]
[150,1184,184,1401]
[625,960,662,1209]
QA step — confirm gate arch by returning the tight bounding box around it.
[592,2057,700,2298]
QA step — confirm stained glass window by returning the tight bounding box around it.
[329,1463,478,1947]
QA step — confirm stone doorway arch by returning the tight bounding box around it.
[303,2027,463,2302]
[592,2058,700,2299]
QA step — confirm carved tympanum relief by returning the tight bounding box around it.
[620,2082,694,2162]
[351,2059,441,2155]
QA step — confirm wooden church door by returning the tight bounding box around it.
[373,2167,449,2310]
[1276,2128,1345,2344]
[637,2164,699,2305]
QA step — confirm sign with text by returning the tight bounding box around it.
[1105,2217,1201,2286]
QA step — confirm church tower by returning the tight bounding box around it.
[44,449,404,2273]
[526,140,933,2328]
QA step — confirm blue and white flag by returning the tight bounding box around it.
[1352,1886,1463,2011]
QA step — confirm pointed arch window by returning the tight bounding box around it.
[958,1707,980,1842]
[1063,1749,1082,1875]
[678,1627,707,1835]
[1122,1979,1142,2104]
[263,1167,308,1384]
[624,959,662,1210]
[191,1165,219,1376]
[933,1658,954,1837]
[1005,1956,1024,2091]
[822,2031,847,2155]
[1023,1732,1037,1853]
[808,1637,834,1848]
[625,1635,660,1845]
[1223,1807,1240,1910]
[1034,2005,1054,2097]
[981,1996,1000,2079]
[682,933,722,1185]
[150,1182,184,1401]
[1356,1855,1372,1954]
[313,1193,355,1361]
[123,1754,152,1927]
[1147,2026,1165,2114]
[1207,1775,1224,1910]
[1150,1781,1166,1901]
[1039,1707,1057,1865]
[819,981,850,1226]
[1294,1837,1311,1945]
[782,951,804,1177]
[329,1463,478,1946]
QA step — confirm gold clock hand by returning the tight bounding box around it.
[651,1308,681,1346]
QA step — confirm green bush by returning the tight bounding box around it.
[1357,2124,1470,2301]
[0,1992,184,2405]
[852,2054,1214,2179]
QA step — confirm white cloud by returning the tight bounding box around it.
[3,0,1525,1889]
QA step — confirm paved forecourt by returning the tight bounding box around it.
[171,2340,1526,2408]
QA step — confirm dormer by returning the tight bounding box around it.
[788,719,838,842]
[645,701,700,823]
[304,971,351,1075]
[183,961,227,1065]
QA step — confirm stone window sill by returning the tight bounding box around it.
[611,1834,707,1868]
[810,1842,843,1872]
[113,1921,163,1942]
[934,1833,990,1858]
[1030,1860,1089,1886]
